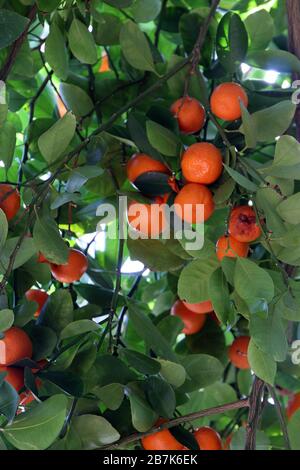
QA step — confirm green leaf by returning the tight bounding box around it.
[92,355,137,386]
[38,289,74,334]
[104,0,133,6]
[0,208,8,251]
[216,12,248,72]
[68,19,97,65]
[2,395,68,450]
[231,427,270,450]
[60,320,100,339]
[120,21,156,73]
[245,10,274,50]
[158,359,186,388]
[248,339,277,385]
[128,238,184,272]
[38,112,76,164]
[0,237,36,273]
[223,164,258,192]
[146,120,180,156]
[178,256,219,303]
[234,258,275,303]
[131,0,162,23]
[70,415,120,449]
[128,303,178,362]
[45,21,69,80]
[179,354,224,393]
[120,349,161,375]
[277,193,300,225]
[247,50,300,73]
[0,9,29,49]
[250,101,296,143]
[0,381,19,422]
[0,122,16,170]
[288,410,300,450]
[240,102,257,149]
[145,376,176,419]
[266,136,300,180]
[36,0,62,11]
[33,216,69,265]
[126,382,158,432]
[0,309,14,332]
[209,267,233,325]
[94,13,122,46]
[60,83,94,118]
[93,384,124,411]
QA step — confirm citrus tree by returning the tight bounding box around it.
[0,0,300,452]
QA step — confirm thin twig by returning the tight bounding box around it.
[267,385,291,450]
[100,399,249,450]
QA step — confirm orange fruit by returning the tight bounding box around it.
[228,336,250,369]
[287,392,300,420]
[0,184,21,221]
[182,300,213,314]
[0,327,33,366]
[181,143,223,185]
[99,54,110,73]
[37,252,49,264]
[0,366,24,392]
[170,97,206,134]
[194,427,223,450]
[216,235,249,261]
[25,289,49,318]
[127,153,170,184]
[210,82,248,121]
[229,206,261,243]
[174,183,215,224]
[50,249,88,283]
[171,300,206,335]
[127,197,167,237]
[142,421,184,450]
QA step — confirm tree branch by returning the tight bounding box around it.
[0,5,37,81]
[100,399,249,450]
[245,377,266,450]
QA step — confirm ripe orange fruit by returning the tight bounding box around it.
[0,184,21,221]
[0,366,24,392]
[287,392,300,420]
[127,197,167,237]
[37,252,49,264]
[127,153,170,184]
[183,300,213,314]
[0,327,33,366]
[142,422,184,450]
[181,143,223,185]
[170,97,206,134]
[229,206,261,243]
[216,235,249,261]
[50,249,88,283]
[194,427,223,450]
[25,289,49,318]
[210,82,248,121]
[174,183,215,224]
[228,336,250,369]
[171,300,206,335]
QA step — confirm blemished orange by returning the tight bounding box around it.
[287,392,300,420]
[50,249,88,283]
[194,427,223,450]
[0,366,24,392]
[126,153,170,184]
[210,82,249,121]
[0,327,33,366]
[25,289,49,318]
[229,206,261,243]
[0,184,21,221]
[170,97,206,134]
[183,300,213,314]
[228,336,250,369]
[174,183,215,224]
[181,143,223,185]
[142,425,184,450]
[127,197,167,237]
[216,235,249,261]
[171,300,206,335]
